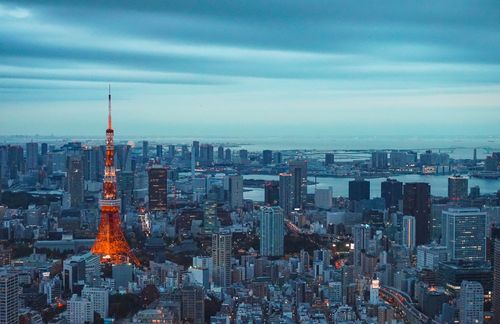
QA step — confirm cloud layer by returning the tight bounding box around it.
[1,0,500,136]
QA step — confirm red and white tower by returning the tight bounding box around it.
[91,86,140,265]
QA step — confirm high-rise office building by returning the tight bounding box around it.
[443,208,486,262]
[199,144,214,167]
[68,156,84,208]
[148,165,168,212]
[288,160,307,209]
[26,142,38,171]
[403,182,431,245]
[353,224,371,268]
[156,144,163,160]
[402,215,416,250]
[224,148,231,162]
[448,175,469,201]
[349,178,370,201]
[223,175,243,209]
[262,150,273,165]
[0,272,18,324]
[493,239,500,321]
[217,146,224,162]
[279,173,293,216]
[325,153,335,166]
[371,151,388,169]
[192,141,200,163]
[381,178,403,209]
[41,143,48,156]
[181,285,205,324]
[259,206,284,257]
[274,152,282,164]
[459,281,483,324]
[264,181,279,206]
[212,231,232,288]
[168,145,175,159]
[142,140,149,162]
[239,149,248,163]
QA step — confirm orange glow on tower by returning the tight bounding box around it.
[91,86,140,266]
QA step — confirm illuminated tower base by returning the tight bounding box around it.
[91,201,140,265]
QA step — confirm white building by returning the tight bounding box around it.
[81,286,109,319]
[315,187,333,210]
[459,281,484,324]
[416,244,448,271]
[402,215,416,250]
[68,294,93,324]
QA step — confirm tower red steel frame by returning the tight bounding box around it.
[91,87,140,266]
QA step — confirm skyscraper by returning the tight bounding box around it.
[199,144,214,166]
[68,156,84,208]
[325,153,335,166]
[349,178,370,201]
[142,140,149,162]
[212,231,232,288]
[448,175,469,201]
[181,285,205,324]
[371,151,388,169]
[403,182,431,245]
[264,180,279,206]
[279,173,293,216]
[381,178,403,209]
[148,165,168,212]
[192,141,200,163]
[402,215,416,250]
[443,208,486,262]
[217,146,224,162]
[259,206,284,257]
[288,159,307,209]
[0,272,18,324]
[223,175,243,210]
[26,142,38,171]
[459,281,483,324]
[156,144,163,160]
[262,150,273,165]
[353,224,371,269]
[493,239,500,321]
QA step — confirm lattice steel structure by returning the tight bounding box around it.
[91,87,140,266]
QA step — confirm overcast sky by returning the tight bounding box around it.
[1,0,500,137]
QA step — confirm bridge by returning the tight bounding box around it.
[379,285,439,324]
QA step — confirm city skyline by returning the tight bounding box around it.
[1,1,500,136]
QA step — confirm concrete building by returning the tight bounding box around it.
[212,231,232,288]
[0,272,18,324]
[459,281,483,324]
[259,206,284,257]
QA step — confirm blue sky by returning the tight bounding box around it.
[1,0,500,136]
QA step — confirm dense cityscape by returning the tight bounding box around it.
[0,89,499,323]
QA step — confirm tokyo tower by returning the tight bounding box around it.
[91,86,140,266]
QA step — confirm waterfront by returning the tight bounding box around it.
[243,173,500,202]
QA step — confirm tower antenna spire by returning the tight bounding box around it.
[108,84,112,129]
